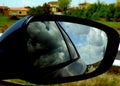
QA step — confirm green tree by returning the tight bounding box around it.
[83,3,98,19]
[68,9,84,17]
[42,3,51,14]
[99,5,108,18]
[28,7,36,14]
[28,3,51,15]
[58,0,71,12]
[28,6,44,14]
[105,4,115,21]
[114,6,120,21]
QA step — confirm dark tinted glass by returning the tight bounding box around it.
[27,21,70,68]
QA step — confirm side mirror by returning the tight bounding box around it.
[0,15,119,84]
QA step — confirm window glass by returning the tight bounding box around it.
[59,22,108,65]
[27,21,70,68]
[12,11,16,15]
[59,24,78,59]
[19,11,22,14]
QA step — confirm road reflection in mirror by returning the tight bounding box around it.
[59,22,108,74]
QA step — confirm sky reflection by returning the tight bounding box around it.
[59,22,108,65]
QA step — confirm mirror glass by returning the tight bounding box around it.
[26,21,108,79]
[59,22,108,74]
[27,21,71,68]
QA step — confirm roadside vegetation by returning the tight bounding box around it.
[66,1,120,21]
[0,16,17,32]
[0,16,17,25]
[96,20,120,35]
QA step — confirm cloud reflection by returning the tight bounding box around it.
[26,21,87,77]
[27,21,70,68]
[59,22,108,65]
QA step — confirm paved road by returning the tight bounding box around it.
[113,44,120,67]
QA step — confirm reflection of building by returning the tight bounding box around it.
[0,6,9,16]
[79,2,91,10]
[9,7,29,16]
[48,1,58,13]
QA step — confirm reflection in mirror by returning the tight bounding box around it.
[25,21,108,80]
[26,21,87,79]
[27,21,70,68]
[59,22,108,73]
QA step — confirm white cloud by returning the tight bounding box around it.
[78,44,105,65]
[77,27,107,65]
[60,22,108,65]
[60,22,90,35]
[87,27,104,46]
[34,52,65,68]
[27,21,70,68]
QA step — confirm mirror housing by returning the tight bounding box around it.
[0,15,119,84]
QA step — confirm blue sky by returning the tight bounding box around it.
[0,0,116,7]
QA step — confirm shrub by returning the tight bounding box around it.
[9,16,19,20]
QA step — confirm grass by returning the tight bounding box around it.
[97,21,120,29]
[95,20,120,35]
[0,16,17,26]
[0,16,18,32]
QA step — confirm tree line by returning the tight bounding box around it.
[28,0,71,15]
[28,3,51,14]
[28,0,120,22]
[66,2,120,21]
